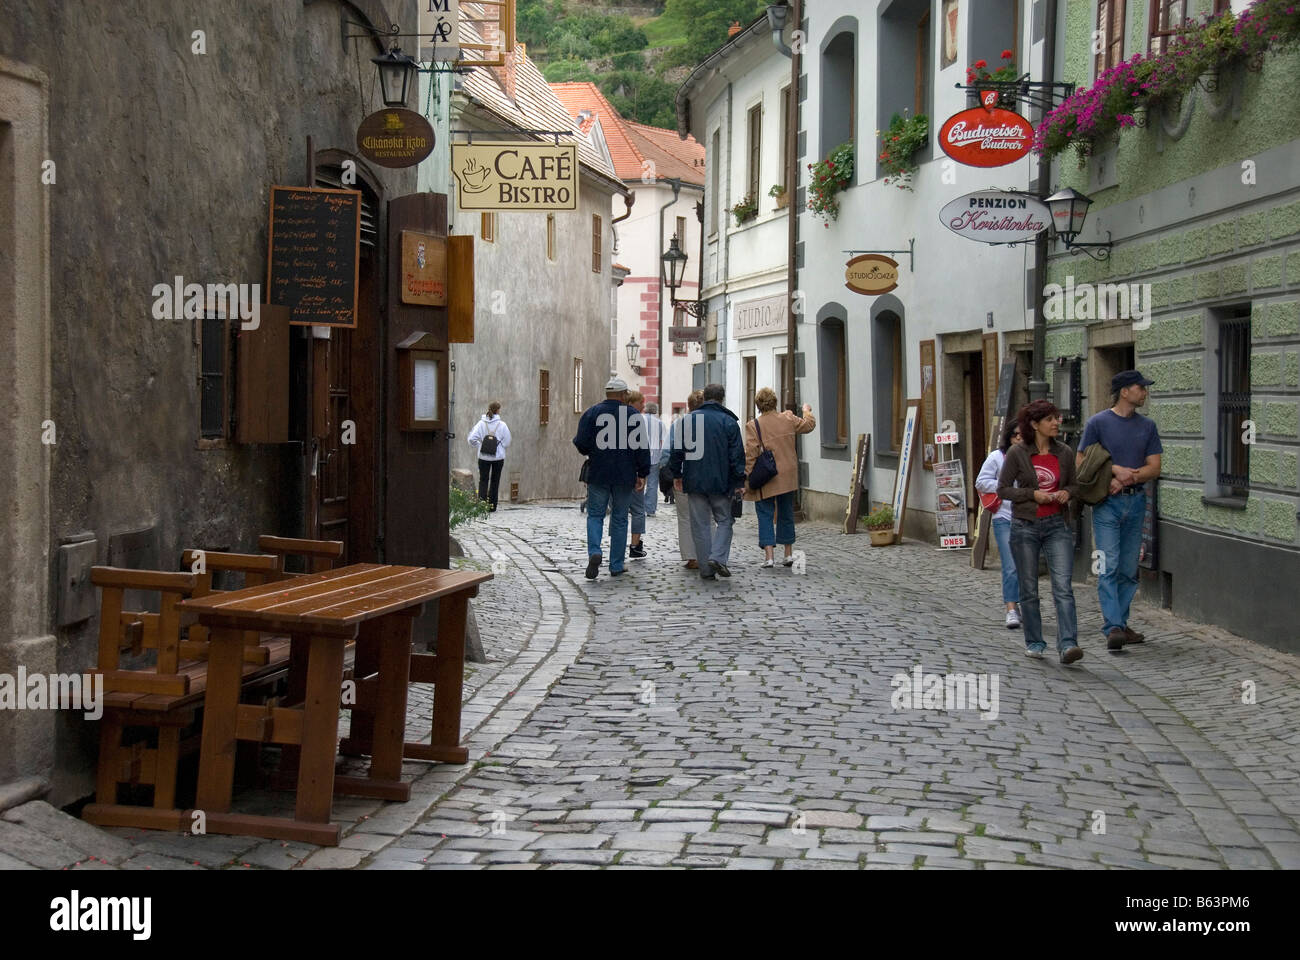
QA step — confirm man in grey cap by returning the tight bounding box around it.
[1077,370,1163,651]
[573,376,649,580]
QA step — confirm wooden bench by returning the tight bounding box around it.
[81,566,292,832]
[257,536,344,578]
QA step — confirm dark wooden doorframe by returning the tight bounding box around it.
[303,153,386,565]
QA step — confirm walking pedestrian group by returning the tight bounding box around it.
[570,366,1162,669]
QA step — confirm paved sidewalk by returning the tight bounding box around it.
[6,501,1298,869]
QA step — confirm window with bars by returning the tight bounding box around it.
[573,358,583,413]
[481,212,496,243]
[1148,0,1187,54]
[591,215,601,273]
[1216,311,1251,496]
[199,314,228,440]
[539,369,550,426]
[1096,0,1126,75]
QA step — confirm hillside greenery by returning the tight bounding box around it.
[517,0,772,128]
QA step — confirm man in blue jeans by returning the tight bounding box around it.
[669,383,745,580]
[1077,370,1163,651]
[574,377,649,581]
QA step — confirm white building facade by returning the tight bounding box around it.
[796,0,1047,539]
[678,19,794,425]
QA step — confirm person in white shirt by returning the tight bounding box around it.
[467,401,511,512]
[975,419,1022,628]
[643,401,668,518]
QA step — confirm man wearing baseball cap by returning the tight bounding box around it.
[1076,370,1163,651]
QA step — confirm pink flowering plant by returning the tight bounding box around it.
[1034,0,1300,163]
[806,141,854,225]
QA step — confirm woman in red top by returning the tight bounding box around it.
[997,400,1082,664]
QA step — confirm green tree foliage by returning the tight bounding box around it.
[599,71,678,129]
[542,58,599,84]
[661,0,771,66]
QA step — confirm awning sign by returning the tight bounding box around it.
[452,142,579,211]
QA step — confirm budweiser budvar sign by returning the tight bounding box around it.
[938,107,1033,168]
[938,190,1050,244]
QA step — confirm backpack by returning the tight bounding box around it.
[480,421,500,457]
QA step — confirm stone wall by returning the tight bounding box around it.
[0,0,418,804]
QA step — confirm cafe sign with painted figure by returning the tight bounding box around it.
[938,106,1033,167]
[844,254,900,295]
[452,142,579,211]
[939,190,1050,244]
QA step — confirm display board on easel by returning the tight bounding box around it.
[843,433,871,534]
[891,401,921,542]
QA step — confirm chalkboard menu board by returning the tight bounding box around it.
[266,186,361,328]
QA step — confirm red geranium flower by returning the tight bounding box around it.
[1001,49,1014,60]
[974,59,988,69]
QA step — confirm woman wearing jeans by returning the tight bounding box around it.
[998,400,1082,664]
[743,388,815,567]
[975,419,1022,629]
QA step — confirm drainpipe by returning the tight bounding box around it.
[1028,0,1061,403]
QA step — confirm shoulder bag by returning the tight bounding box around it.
[747,418,779,491]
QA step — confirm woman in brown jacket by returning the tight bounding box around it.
[997,399,1082,664]
[743,388,816,568]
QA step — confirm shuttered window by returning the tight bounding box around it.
[1216,311,1251,496]
[200,315,228,439]
[539,369,550,426]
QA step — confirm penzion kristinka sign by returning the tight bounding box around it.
[938,190,1050,244]
[938,105,1033,168]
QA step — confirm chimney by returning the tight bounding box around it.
[727,21,742,37]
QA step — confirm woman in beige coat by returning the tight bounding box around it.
[743,388,816,567]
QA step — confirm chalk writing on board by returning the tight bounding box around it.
[266,186,360,328]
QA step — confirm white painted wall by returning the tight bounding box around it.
[799,1,1043,529]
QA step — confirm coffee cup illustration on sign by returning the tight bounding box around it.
[458,157,492,193]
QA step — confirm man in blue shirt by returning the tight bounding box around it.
[1076,370,1163,651]
[668,383,746,580]
[574,377,650,580]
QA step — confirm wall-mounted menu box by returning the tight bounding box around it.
[396,331,447,431]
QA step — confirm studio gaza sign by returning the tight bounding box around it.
[939,190,1050,244]
[938,106,1033,167]
[844,254,899,295]
[452,142,579,211]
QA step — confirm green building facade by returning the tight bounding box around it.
[1045,0,1300,650]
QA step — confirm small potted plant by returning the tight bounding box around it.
[877,111,929,190]
[806,141,854,226]
[966,50,1020,108]
[730,193,759,225]
[769,184,788,210]
[864,505,895,546]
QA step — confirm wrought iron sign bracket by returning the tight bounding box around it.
[341,19,482,73]
[953,76,1077,114]
[843,238,915,272]
[450,128,572,146]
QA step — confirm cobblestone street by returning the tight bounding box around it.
[6,502,1299,871]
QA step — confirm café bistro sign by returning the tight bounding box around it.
[939,190,1050,244]
[452,141,580,211]
[938,104,1033,168]
[844,254,900,296]
[356,109,435,169]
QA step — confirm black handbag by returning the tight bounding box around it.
[747,418,779,491]
[731,489,744,518]
[579,458,590,484]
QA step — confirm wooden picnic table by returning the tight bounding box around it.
[178,562,492,845]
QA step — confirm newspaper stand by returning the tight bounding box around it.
[933,431,969,549]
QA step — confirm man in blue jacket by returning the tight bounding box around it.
[668,383,746,580]
[574,377,650,580]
